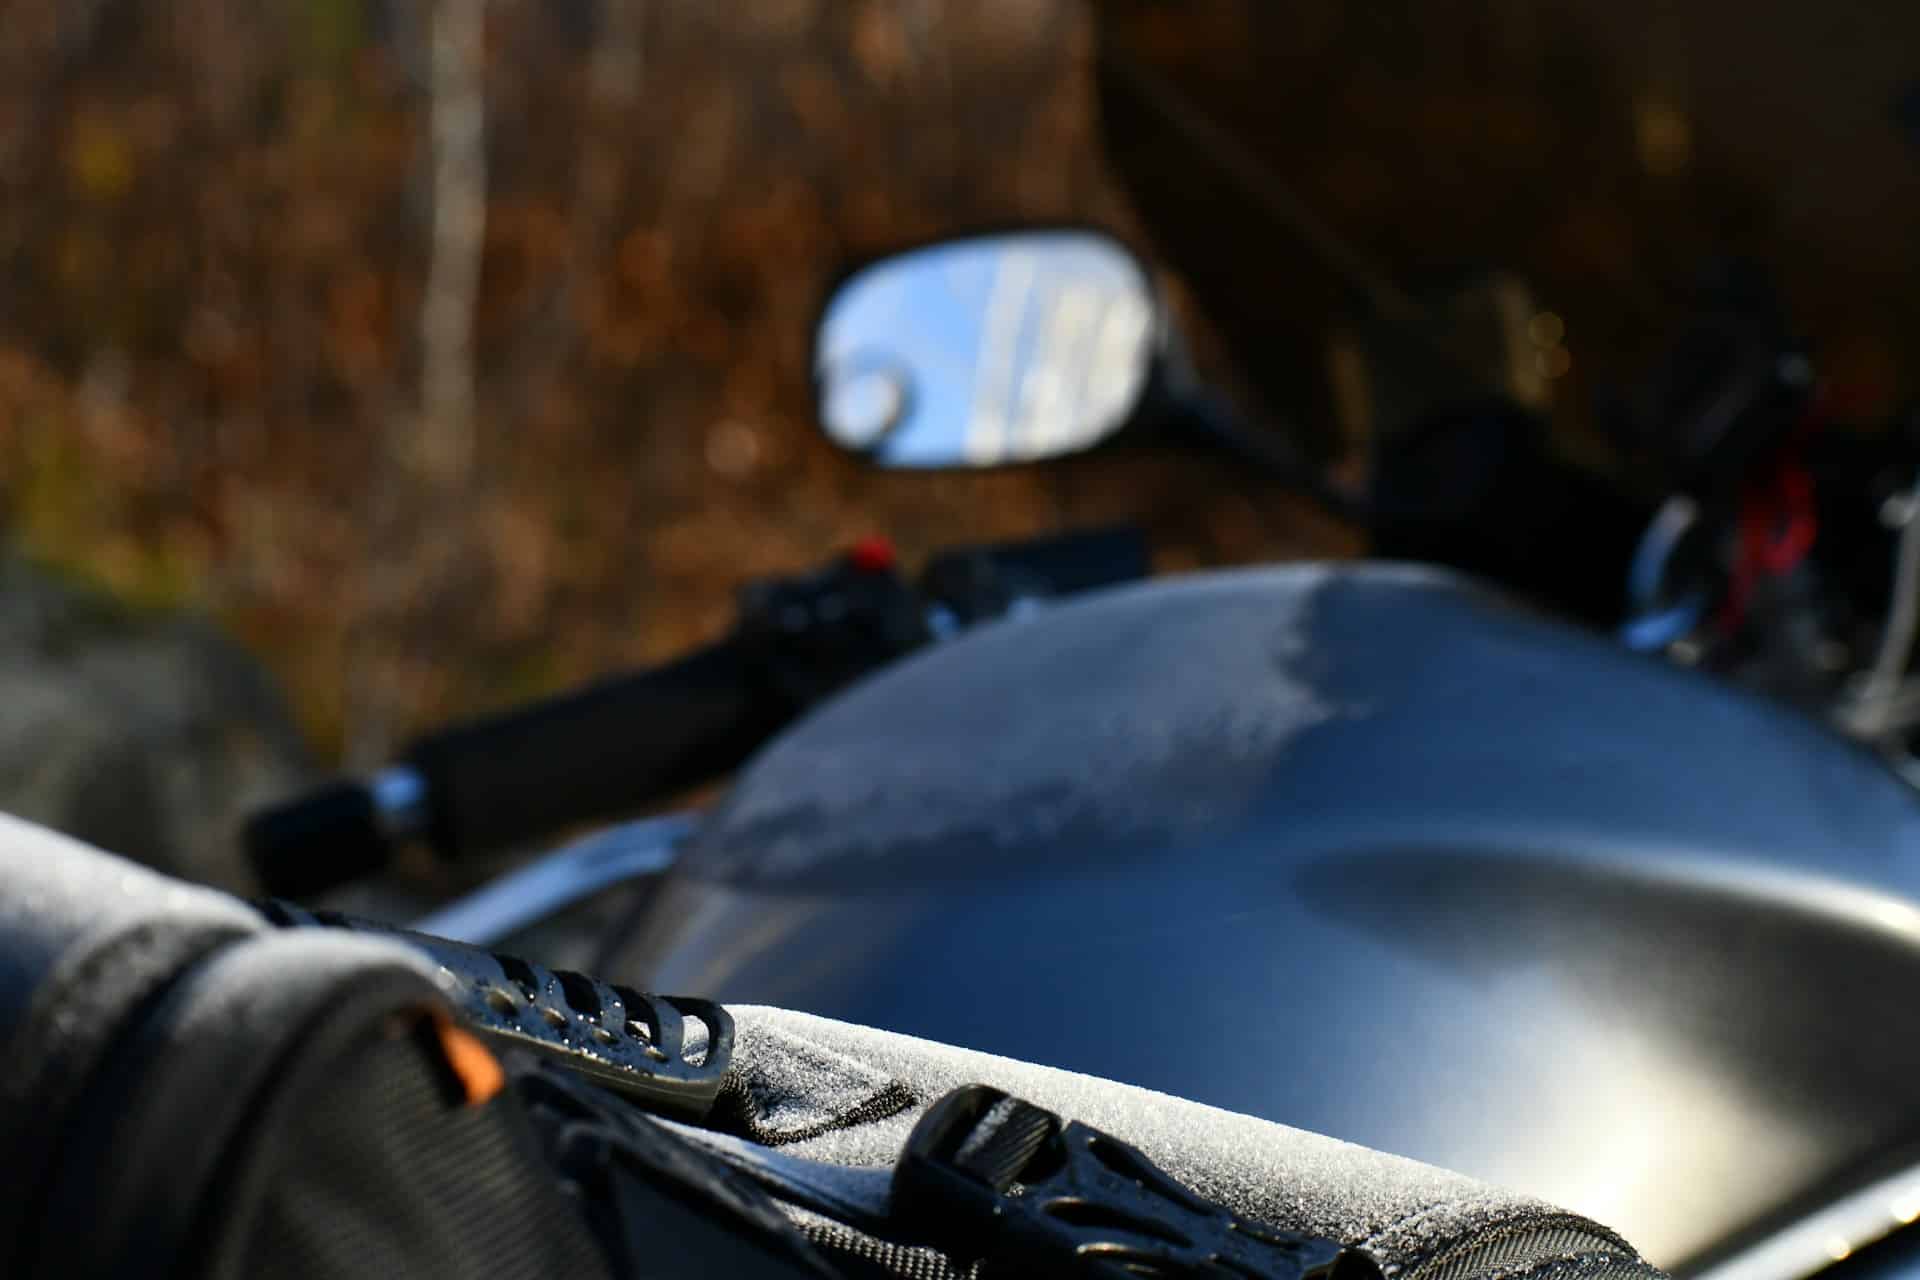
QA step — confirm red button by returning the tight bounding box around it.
[847,536,897,573]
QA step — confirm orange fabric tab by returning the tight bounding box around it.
[431,1014,505,1105]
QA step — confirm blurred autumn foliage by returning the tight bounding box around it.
[0,0,1342,764]
[13,0,1912,771]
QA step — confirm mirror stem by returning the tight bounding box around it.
[1176,391,1368,525]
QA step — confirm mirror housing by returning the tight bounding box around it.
[812,228,1164,469]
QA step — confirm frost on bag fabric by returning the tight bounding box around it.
[711,1006,1667,1280]
[712,1019,920,1146]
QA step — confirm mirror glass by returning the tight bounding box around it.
[815,230,1156,467]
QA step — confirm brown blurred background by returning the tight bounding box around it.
[0,0,1352,792]
[1,0,1917,799]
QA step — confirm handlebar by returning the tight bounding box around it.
[408,639,773,860]
[246,640,773,897]
[247,525,1149,899]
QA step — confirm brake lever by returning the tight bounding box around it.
[408,810,697,947]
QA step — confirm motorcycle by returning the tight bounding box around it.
[240,227,1920,1280]
[805,229,1920,763]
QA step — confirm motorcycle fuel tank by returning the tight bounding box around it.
[613,565,1920,1275]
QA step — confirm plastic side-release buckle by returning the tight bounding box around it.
[892,1084,1382,1280]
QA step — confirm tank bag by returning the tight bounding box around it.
[0,817,1668,1280]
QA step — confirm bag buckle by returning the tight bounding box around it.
[893,1084,1379,1280]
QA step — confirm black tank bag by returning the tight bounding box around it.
[0,819,829,1279]
[0,817,1670,1280]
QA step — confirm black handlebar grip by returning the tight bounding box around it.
[244,780,392,900]
[404,636,777,863]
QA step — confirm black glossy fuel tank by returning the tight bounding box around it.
[613,565,1920,1271]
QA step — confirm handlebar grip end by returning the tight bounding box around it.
[243,780,393,900]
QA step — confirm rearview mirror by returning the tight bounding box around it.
[813,229,1159,468]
